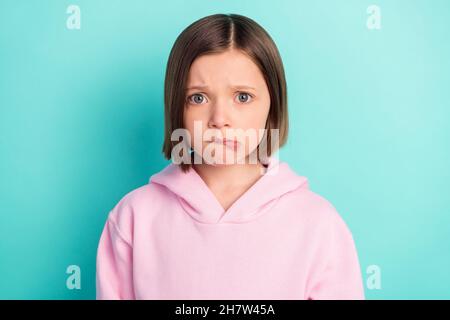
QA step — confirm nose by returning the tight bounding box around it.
[208,98,231,129]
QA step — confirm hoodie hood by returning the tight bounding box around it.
[149,156,309,224]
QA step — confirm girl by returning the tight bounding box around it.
[96,13,365,300]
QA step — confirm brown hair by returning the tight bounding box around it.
[162,13,288,172]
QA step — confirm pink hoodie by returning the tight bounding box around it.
[96,157,365,299]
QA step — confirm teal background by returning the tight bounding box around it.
[1,0,449,299]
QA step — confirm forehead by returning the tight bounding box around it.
[186,49,266,88]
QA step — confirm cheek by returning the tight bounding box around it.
[183,108,195,145]
[240,101,270,149]
[183,108,207,146]
[240,102,270,130]
[184,106,208,124]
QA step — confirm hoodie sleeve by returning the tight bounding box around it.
[306,209,365,300]
[96,215,135,300]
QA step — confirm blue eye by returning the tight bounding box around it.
[236,92,253,103]
[188,94,207,105]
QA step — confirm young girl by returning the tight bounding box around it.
[96,13,365,300]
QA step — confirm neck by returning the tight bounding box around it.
[193,159,266,192]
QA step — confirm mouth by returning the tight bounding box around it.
[211,137,239,149]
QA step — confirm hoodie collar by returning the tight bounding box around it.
[149,156,309,224]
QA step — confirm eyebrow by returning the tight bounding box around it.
[185,85,257,91]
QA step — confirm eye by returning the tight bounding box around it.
[235,92,253,104]
[187,93,208,105]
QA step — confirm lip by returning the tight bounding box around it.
[212,137,239,149]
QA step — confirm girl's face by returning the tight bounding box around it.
[183,48,271,165]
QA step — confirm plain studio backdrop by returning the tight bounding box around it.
[0,0,449,299]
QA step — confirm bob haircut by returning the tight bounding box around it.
[162,13,288,172]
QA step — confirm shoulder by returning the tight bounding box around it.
[283,186,353,236]
[104,181,170,239]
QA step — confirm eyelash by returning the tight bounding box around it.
[186,92,254,105]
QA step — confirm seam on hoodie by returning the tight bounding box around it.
[151,182,209,224]
[179,193,284,226]
[302,198,336,299]
[175,194,213,224]
[108,216,133,248]
[237,194,283,224]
